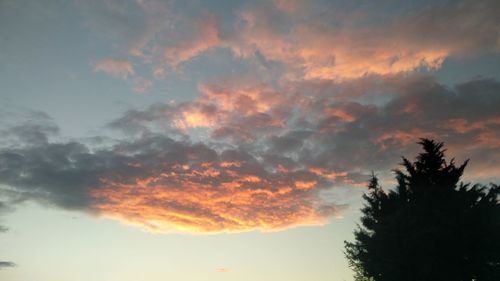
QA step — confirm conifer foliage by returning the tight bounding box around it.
[345,139,500,281]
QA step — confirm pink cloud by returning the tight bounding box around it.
[85,0,499,86]
[94,59,134,80]
[162,16,221,68]
[229,7,450,81]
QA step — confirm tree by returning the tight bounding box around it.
[345,139,500,281]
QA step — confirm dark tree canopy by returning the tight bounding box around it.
[345,139,500,281]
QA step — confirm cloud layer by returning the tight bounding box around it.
[1,76,499,233]
[1,0,499,234]
[87,0,500,87]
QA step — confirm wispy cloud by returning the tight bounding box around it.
[94,59,134,80]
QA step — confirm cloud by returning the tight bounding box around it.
[94,59,135,80]
[0,202,14,267]
[85,0,497,82]
[216,267,230,273]
[76,0,500,93]
[0,201,12,234]
[110,74,500,178]
[0,119,345,233]
[227,0,500,80]
[89,144,346,233]
[106,103,181,136]
[162,15,221,68]
[132,77,152,93]
[0,261,15,269]
[1,75,499,233]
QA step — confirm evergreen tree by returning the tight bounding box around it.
[345,139,500,281]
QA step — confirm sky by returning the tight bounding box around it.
[0,0,499,280]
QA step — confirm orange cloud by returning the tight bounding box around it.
[90,160,343,234]
[173,104,217,129]
[294,180,317,190]
[220,161,242,168]
[301,47,448,80]
[225,0,500,81]
[168,83,291,143]
[231,9,451,81]
[309,168,348,180]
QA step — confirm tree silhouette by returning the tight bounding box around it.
[345,139,500,281]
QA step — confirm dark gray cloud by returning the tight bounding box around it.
[0,201,11,233]
[0,201,13,268]
[0,118,345,232]
[398,0,500,55]
[107,103,182,136]
[0,261,15,269]
[293,77,500,176]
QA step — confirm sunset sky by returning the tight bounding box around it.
[0,0,499,280]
